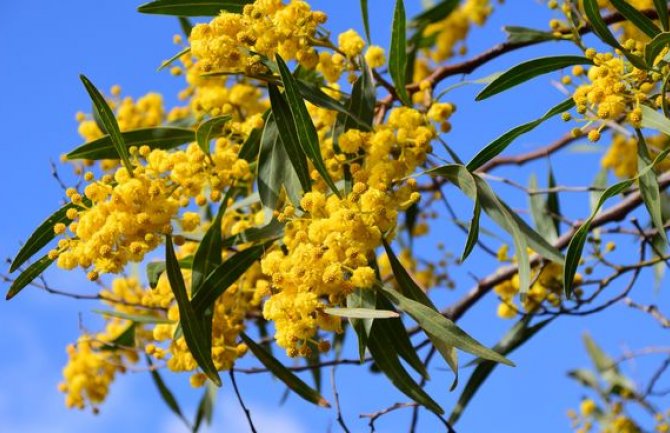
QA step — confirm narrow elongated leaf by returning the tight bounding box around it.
[275,55,340,197]
[178,17,193,37]
[80,75,134,174]
[636,129,667,243]
[220,219,284,248]
[564,148,670,297]
[267,84,312,193]
[10,203,84,272]
[67,127,194,160]
[239,332,330,407]
[296,81,370,131]
[382,240,459,388]
[193,382,217,432]
[610,0,661,38]
[467,98,575,170]
[146,256,193,289]
[158,46,191,72]
[583,333,616,373]
[165,236,221,386]
[196,115,232,155]
[344,59,376,130]
[476,56,591,101]
[645,32,670,67]
[6,255,52,300]
[461,197,481,262]
[146,356,189,426]
[367,321,444,414]
[191,245,266,315]
[323,307,399,319]
[547,166,561,236]
[238,110,268,162]
[379,284,514,366]
[641,104,670,135]
[360,0,371,43]
[583,0,623,49]
[346,287,377,361]
[426,165,564,264]
[92,309,173,324]
[410,0,459,28]
[138,0,252,16]
[654,0,669,31]
[503,26,560,44]
[258,114,284,214]
[449,317,553,424]
[529,174,558,243]
[100,323,136,351]
[191,189,234,293]
[389,0,411,106]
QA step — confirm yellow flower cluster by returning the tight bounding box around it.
[59,319,138,410]
[262,107,437,356]
[493,245,577,319]
[568,400,642,433]
[189,0,326,74]
[601,134,670,178]
[422,0,494,63]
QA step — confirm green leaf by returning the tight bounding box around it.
[583,333,616,373]
[564,147,670,297]
[191,245,266,315]
[467,98,575,171]
[503,26,561,44]
[641,104,670,135]
[476,56,591,101]
[146,355,189,427]
[101,323,136,350]
[645,32,670,67]
[92,309,173,324]
[238,110,268,162]
[410,0,459,29]
[378,284,514,366]
[461,197,481,262]
[165,236,221,386]
[296,81,371,131]
[346,287,377,362]
[360,0,371,43]
[191,190,233,293]
[192,382,217,432]
[426,165,564,265]
[239,332,330,407]
[220,218,284,248]
[158,47,191,72]
[10,203,84,272]
[636,129,667,243]
[6,255,52,300]
[67,127,194,160]
[196,115,232,156]
[138,0,252,16]
[79,75,134,174]
[654,0,669,31]
[178,17,193,38]
[449,317,553,424]
[344,59,376,130]
[267,84,312,193]
[609,0,661,38]
[366,320,444,414]
[583,0,623,49]
[323,307,399,319]
[146,256,193,289]
[275,55,340,197]
[590,168,608,213]
[382,240,458,388]
[529,174,558,243]
[389,0,411,106]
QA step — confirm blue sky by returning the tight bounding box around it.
[1,1,669,432]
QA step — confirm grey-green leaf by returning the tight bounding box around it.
[275,55,340,197]
[240,332,331,407]
[476,56,591,101]
[80,75,134,174]
[165,236,221,386]
[196,115,232,156]
[146,355,189,426]
[138,0,253,16]
[67,127,195,160]
[610,0,661,38]
[389,0,411,106]
[6,255,53,300]
[467,98,575,171]
[636,129,667,243]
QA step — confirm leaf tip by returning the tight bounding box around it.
[318,398,332,408]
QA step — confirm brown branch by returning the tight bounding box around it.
[444,171,670,322]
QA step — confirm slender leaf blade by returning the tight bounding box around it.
[389,0,411,106]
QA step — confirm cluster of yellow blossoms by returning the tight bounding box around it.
[494,245,579,319]
[567,399,655,433]
[263,107,441,356]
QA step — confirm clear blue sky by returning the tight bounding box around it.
[1,1,669,432]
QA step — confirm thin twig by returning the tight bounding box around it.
[229,370,258,433]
